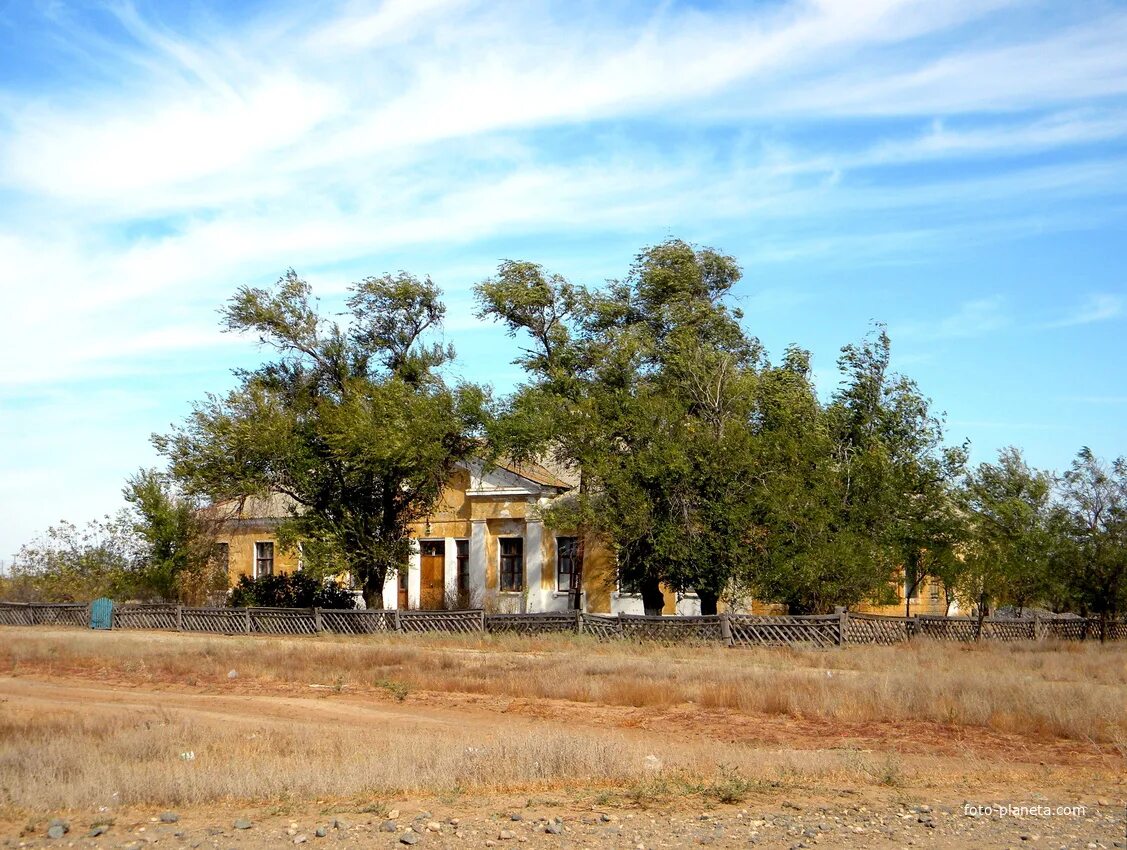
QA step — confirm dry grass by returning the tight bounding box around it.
[4,628,1125,743]
[1,627,1125,813]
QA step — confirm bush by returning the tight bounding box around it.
[228,572,356,609]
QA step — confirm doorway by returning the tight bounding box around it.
[419,540,446,609]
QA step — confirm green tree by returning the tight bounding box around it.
[7,514,140,602]
[479,239,765,615]
[155,270,489,607]
[826,328,967,616]
[124,468,226,604]
[959,447,1057,624]
[1053,448,1127,637]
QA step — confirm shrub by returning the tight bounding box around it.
[228,572,356,609]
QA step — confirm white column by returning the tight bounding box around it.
[470,520,488,604]
[381,571,398,610]
[444,537,458,602]
[407,542,421,609]
[525,519,544,613]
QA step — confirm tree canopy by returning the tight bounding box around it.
[154,270,490,606]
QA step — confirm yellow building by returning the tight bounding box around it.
[212,460,946,616]
[210,459,679,614]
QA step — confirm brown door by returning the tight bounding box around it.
[420,540,445,609]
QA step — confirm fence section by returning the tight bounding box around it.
[1,600,1124,647]
[486,612,577,634]
[729,614,841,648]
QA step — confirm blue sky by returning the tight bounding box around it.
[1,0,1126,561]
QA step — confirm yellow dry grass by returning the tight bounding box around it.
[0,627,1124,813]
[4,627,1125,742]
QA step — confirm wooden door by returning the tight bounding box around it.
[397,569,408,609]
[419,540,446,609]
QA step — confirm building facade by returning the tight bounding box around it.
[212,460,947,616]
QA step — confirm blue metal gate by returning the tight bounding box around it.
[90,597,113,630]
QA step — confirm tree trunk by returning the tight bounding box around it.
[641,576,665,616]
[362,571,386,610]
[697,589,719,616]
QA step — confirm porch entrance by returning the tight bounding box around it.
[420,540,446,609]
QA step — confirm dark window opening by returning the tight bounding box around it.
[556,536,579,593]
[254,541,274,577]
[499,538,523,592]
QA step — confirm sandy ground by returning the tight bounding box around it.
[1,630,1125,848]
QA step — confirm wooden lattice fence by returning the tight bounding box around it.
[844,613,912,645]
[579,613,623,640]
[486,612,578,634]
[729,614,841,648]
[0,603,33,626]
[113,604,179,630]
[321,609,396,634]
[2,599,1126,646]
[399,610,484,634]
[616,613,725,643]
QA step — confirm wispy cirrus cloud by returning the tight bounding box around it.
[1044,293,1124,328]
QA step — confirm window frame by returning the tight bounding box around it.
[556,536,579,593]
[254,541,274,578]
[498,537,524,593]
[455,539,470,594]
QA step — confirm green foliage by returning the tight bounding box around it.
[1052,448,1127,622]
[6,514,141,602]
[155,269,489,606]
[123,468,226,604]
[228,571,357,609]
[478,239,965,615]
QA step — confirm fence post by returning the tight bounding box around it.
[176,605,184,632]
[393,608,402,632]
[1031,615,1041,642]
[719,611,733,647]
[313,607,323,633]
[479,609,486,633]
[575,610,584,635]
[244,607,252,635]
[835,607,848,647]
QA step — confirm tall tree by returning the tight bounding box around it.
[155,270,489,606]
[826,328,967,616]
[960,448,1057,624]
[478,240,762,614]
[1054,448,1127,638]
[123,468,226,604]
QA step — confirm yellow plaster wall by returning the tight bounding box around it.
[215,525,300,585]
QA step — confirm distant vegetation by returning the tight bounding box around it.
[4,239,1125,622]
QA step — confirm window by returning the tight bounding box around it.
[212,542,229,573]
[254,541,274,577]
[499,538,523,592]
[456,539,470,593]
[420,540,445,558]
[618,570,642,595]
[556,537,579,592]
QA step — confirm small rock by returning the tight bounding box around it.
[88,826,109,838]
[315,827,327,838]
[233,819,252,830]
[227,670,238,679]
[293,835,308,845]
[426,822,442,833]
[510,815,523,822]
[498,830,516,840]
[159,813,179,824]
[388,810,400,820]
[600,815,612,823]
[381,821,398,833]
[399,833,419,846]
[46,826,66,840]
[545,823,562,835]
[485,841,496,848]
[331,818,349,830]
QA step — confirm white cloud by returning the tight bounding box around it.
[1046,293,1124,328]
